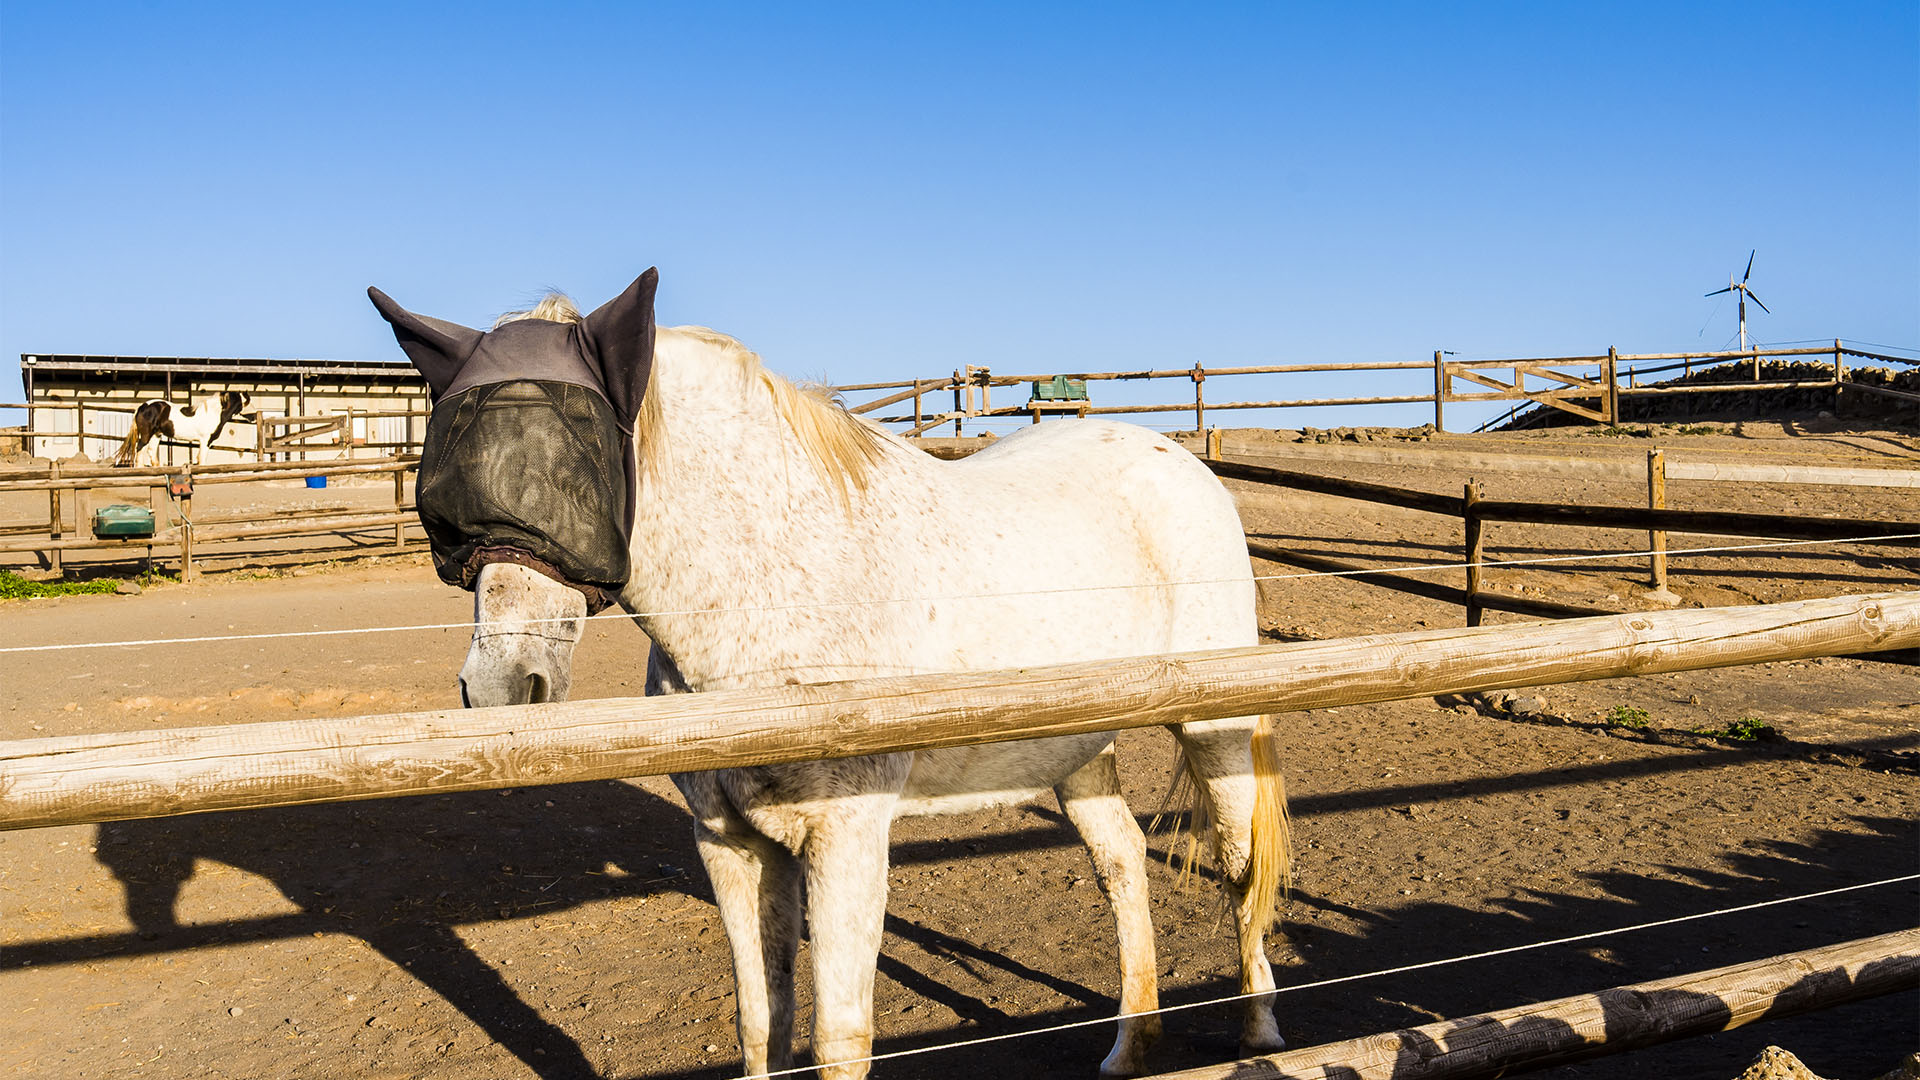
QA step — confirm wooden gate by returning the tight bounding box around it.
[1437,350,1620,426]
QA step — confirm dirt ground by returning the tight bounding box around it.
[2,424,1916,1080]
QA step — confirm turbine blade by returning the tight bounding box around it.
[1744,250,1755,281]
[1746,291,1770,314]
[1705,287,1732,297]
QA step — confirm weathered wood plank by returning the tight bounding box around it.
[1244,542,1610,620]
[1142,928,1920,1080]
[1,591,1913,831]
[1471,500,1919,543]
[1199,443,1920,489]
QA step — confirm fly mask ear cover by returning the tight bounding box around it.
[367,269,659,613]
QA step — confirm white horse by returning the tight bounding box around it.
[372,274,1291,1079]
[115,391,251,466]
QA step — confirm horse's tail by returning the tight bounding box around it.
[1243,713,1292,934]
[115,417,147,466]
[1151,714,1292,933]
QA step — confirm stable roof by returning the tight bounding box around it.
[20,354,422,381]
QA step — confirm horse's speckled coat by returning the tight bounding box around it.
[424,303,1290,1079]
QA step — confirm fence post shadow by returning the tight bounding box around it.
[89,779,705,1080]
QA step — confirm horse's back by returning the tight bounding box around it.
[921,420,1255,658]
[895,421,1255,812]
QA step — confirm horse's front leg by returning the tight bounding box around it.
[1057,743,1162,1077]
[679,773,802,1076]
[801,762,906,1080]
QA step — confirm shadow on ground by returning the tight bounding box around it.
[3,771,1914,1080]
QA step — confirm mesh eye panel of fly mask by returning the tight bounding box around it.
[367,268,659,614]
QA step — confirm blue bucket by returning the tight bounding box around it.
[305,476,328,489]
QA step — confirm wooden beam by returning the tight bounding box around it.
[1449,367,1517,395]
[1207,460,1464,516]
[1207,442,1920,490]
[1,591,1913,831]
[1141,928,1920,1080]
[1471,500,1919,543]
[1511,363,1602,390]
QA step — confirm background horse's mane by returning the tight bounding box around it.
[498,292,889,499]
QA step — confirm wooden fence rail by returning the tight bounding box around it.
[831,341,1916,434]
[1207,456,1919,627]
[1147,928,1920,1080]
[0,455,422,580]
[2,590,1912,832]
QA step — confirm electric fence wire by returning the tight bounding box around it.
[2,532,1914,654]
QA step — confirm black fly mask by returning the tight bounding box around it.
[368,268,659,613]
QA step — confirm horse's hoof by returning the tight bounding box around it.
[1240,1029,1288,1055]
[1097,1029,1157,1078]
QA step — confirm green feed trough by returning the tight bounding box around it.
[91,505,157,539]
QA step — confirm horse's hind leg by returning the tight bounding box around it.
[1169,716,1289,1052]
[1056,743,1161,1077]
[692,818,801,1076]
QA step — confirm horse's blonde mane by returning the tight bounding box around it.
[656,325,889,501]
[493,293,582,328]
[490,293,888,499]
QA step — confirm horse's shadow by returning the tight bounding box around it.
[90,779,702,1080]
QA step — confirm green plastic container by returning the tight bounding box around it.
[1030,374,1089,401]
[92,504,157,539]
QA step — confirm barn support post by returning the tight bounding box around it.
[75,401,86,458]
[1463,480,1484,626]
[1432,350,1446,432]
[1142,928,1920,1080]
[23,366,34,458]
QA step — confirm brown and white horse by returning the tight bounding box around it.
[115,391,251,466]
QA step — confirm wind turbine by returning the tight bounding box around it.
[1704,250,1770,352]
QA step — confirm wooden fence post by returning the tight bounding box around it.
[1647,449,1668,592]
[179,483,195,584]
[393,464,407,548]
[1605,347,1620,424]
[1834,338,1845,417]
[73,483,92,560]
[1433,350,1446,432]
[952,369,964,437]
[1191,363,1206,433]
[912,380,924,432]
[1463,479,1483,627]
[1206,427,1222,461]
[47,463,62,577]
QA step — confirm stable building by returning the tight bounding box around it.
[16,354,429,464]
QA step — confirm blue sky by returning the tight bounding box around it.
[2,2,1915,431]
